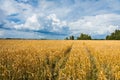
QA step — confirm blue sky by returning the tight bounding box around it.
[0,0,120,39]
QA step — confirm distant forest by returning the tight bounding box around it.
[65,30,120,40]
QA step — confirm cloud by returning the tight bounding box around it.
[0,29,44,39]
[0,28,66,39]
[0,30,4,37]
[0,9,6,22]
[69,13,120,37]
[15,0,39,7]
[46,14,67,32]
[3,13,70,36]
[0,0,19,15]
[0,0,70,32]
[0,0,120,39]
[14,14,42,30]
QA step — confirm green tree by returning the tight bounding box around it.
[106,30,120,40]
[69,35,74,40]
[77,33,91,40]
[65,37,69,40]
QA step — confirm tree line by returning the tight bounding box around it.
[65,33,92,40]
[65,29,120,40]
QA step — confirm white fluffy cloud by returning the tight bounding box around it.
[46,14,67,32]
[11,13,69,34]
[69,13,120,36]
[14,14,42,30]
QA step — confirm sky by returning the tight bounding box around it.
[0,0,120,39]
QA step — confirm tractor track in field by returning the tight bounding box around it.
[84,45,114,80]
[45,44,73,80]
[84,46,98,80]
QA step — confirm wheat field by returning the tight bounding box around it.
[0,40,120,80]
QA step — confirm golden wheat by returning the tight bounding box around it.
[0,40,120,80]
